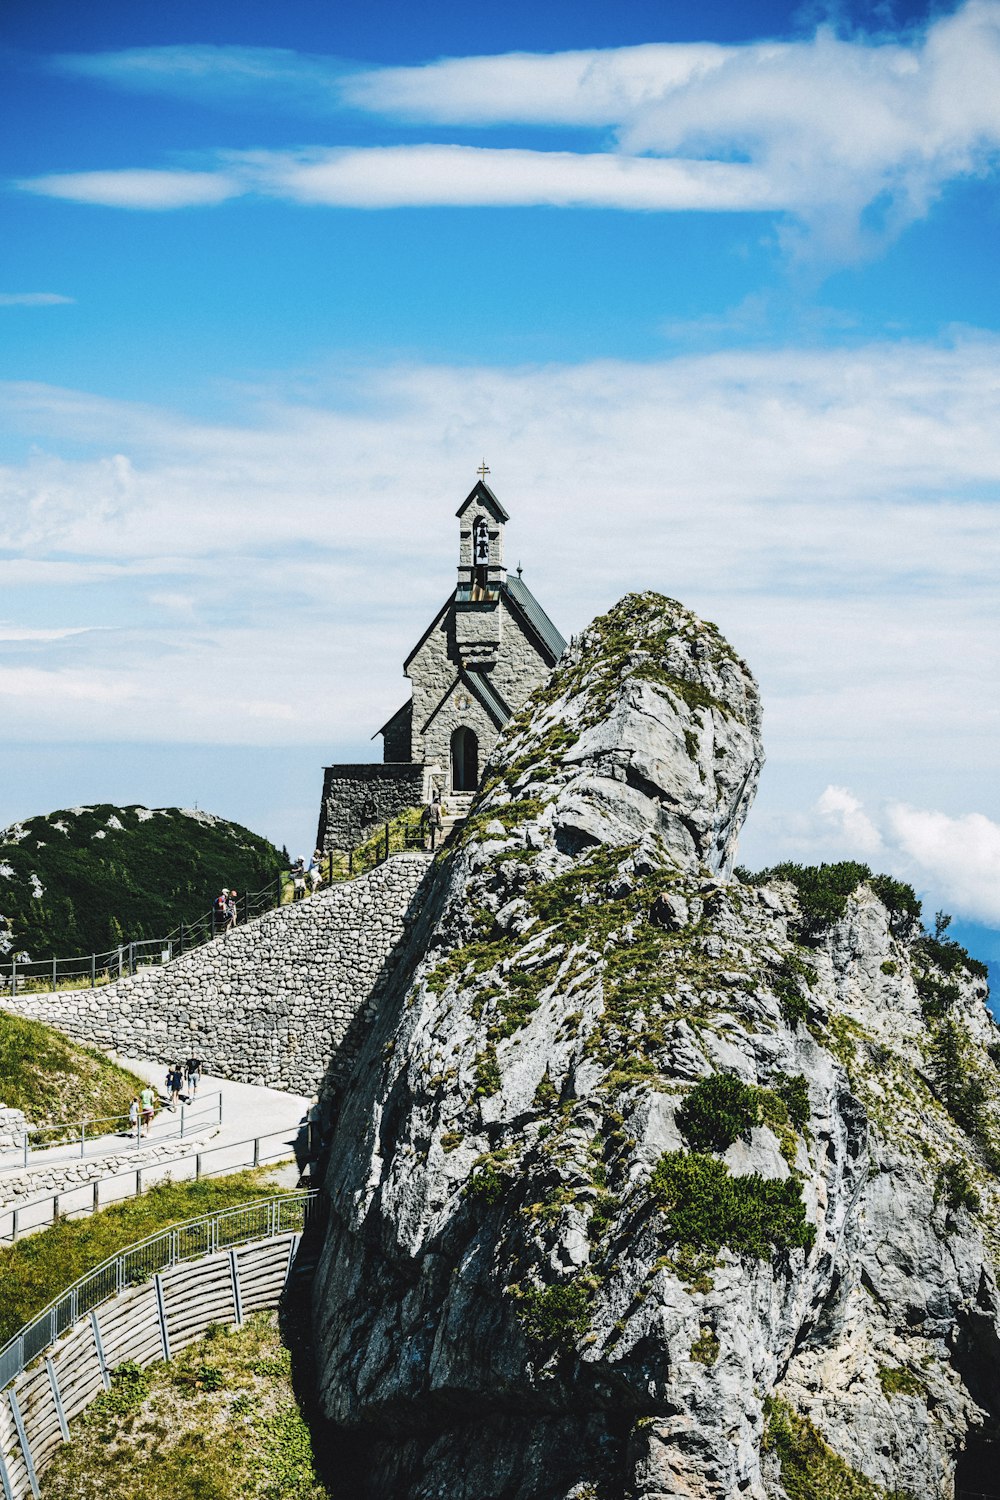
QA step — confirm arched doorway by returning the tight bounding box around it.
[451,726,479,792]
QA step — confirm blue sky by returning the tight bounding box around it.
[1,0,999,976]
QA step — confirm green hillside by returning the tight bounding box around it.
[0,805,284,961]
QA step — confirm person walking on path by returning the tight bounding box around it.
[213,888,228,934]
[128,1095,139,1139]
[225,890,238,931]
[139,1084,156,1137]
[186,1056,202,1098]
[308,851,323,895]
[167,1062,183,1110]
[423,795,444,851]
[291,858,307,901]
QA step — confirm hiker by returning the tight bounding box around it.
[139,1084,156,1137]
[167,1062,183,1110]
[308,851,323,894]
[185,1056,202,1098]
[292,858,307,901]
[213,888,228,933]
[128,1096,140,1138]
[226,890,238,930]
[422,795,444,851]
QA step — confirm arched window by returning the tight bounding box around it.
[451,726,479,791]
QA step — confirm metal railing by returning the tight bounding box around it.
[0,1092,223,1170]
[0,811,429,998]
[0,1122,312,1243]
[0,1190,317,1390]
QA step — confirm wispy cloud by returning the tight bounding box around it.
[0,292,74,307]
[19,169,240,210]
[32,4,1000,256]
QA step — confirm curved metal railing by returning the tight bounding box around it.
[0,1189,317,1390]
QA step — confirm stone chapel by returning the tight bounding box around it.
[317,477,566,852]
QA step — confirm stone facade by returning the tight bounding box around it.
[2,853,433,1098]
[316,762,425,854]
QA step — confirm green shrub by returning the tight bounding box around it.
[868,875,922,934]
[880,960,898,977]
[878,1365,925,1400]
[690,1326,720,1365]
[928,1021,987,1137]
[763,1397,905,1499]
[87,1360,150,1421]
[749,862,873,943]
[775,1074,810,1130]
[936,1160,981,1215]
[649,1152,815,1258]
[676,1074,758,1152]
[473,1044,501,1098]
[466,1151,513,1205]
[769,953,816,1025]
[915,933,988,982]
[516,1275,597,1347]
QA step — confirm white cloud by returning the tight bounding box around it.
[19,170,241,210]
[817,785,883,855]
[0,337,997,881]
[808,786,1000,926]
[33,4,1000,255]
[0,293,74,307]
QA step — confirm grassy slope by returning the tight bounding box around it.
[0,1011,144,1127]
[0,804,285,960]
[0,1168,294,1344]
[41,1311,328,1500]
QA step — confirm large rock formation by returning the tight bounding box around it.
[310,592,1000,1499]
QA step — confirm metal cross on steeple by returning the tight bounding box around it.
[476,459,490,481]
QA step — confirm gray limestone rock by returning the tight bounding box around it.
[311,592,1000,1500]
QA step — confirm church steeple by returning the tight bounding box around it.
[456,472,509,599]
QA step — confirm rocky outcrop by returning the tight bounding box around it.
[310,592,1000,1500]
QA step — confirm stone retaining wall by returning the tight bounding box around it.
[0,1107,27,1154]
[1,853,433,1097]
[0,1129,220,1210]
[316,761,426,852]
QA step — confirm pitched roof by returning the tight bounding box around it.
[503,573,567,664]
[464,668,513,728]
[373,700,411,741]
[455,479,510,522]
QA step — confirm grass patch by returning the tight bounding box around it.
[878,1365,925,1400]
[649,1151,814,1259]
[0,1167,294,1345]
[0,1010,144,1127]
[763,1397,907,1499]
[43,1311,327,1500]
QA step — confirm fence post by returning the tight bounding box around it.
[80,1123,85,1158]
[253,1136,260,1168]
[180,1101,185,1138]
[11,957,15,999]
[52,1193,59,1224]
[179,920,185,955]
[52,955,57,992]
[385,822,390,862]
[23,1130,28,1169]
[117,945,123,979]
[129,942,135,975]
[93,1179,100,1213]
[91,953,96,988]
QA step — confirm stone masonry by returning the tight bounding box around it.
[2,853,433,1098]
[317,763,425,854]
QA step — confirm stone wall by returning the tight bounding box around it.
[0,1128,220,1210]
[316,762,425,853]
[1,853,433,1098]
[0,1106,28,1154]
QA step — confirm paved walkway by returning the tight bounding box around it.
[0,1060,310,1234]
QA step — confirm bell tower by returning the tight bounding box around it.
[453,467,508,671]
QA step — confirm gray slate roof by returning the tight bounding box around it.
[502,573,567,663]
